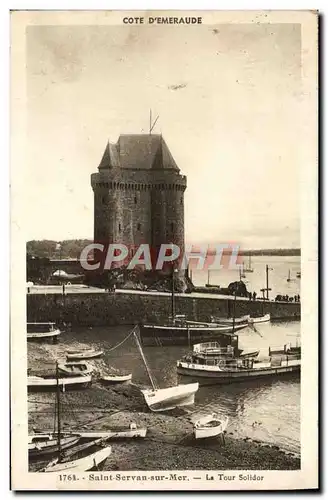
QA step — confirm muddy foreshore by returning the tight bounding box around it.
[28,344,300,471]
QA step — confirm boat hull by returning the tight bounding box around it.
[101,374,132,384]
[28,374,92,391]
[140,324,246,346]
[142,383,199,412]
[29,436,80,459]
[194,415,229,439]
[44,445,112,473]
[177,360,300,384]
[66,351,103,360]
[248,314,271,324]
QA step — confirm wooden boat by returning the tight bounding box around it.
[211,315,250,326]
[44,444,112,473]
[248,313,271,324]
[28,374,92,391]
[41,362,111,473]
[194,414,229,439]
[177,354,300,384]
[58,361,93,377]
[66,349,103,360]
[101,373,132,384]
[27,322,61,342]
[29,434,80,459]
[78,424,147,440]
[134,326,199,411]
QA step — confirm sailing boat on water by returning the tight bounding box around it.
[244,255,254,273]
[133,327,199,412]
[287,269,294,282]
[39,361,112,473]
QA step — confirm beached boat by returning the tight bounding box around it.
[44,445,111,472]
[248,313,271,324]
[40,361,111,473]
[177,354,300,384]
[27,322,61,342]
[133,326,199,411]
[78,423,147,440]
[66,349,103,360]
[28,374,92,391]
[101,373,132,384]
[58,361,93,377]
[29,434,80,459]
[194,414,229,440]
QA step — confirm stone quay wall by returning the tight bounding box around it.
[27,290,301,327]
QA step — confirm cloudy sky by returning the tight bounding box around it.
[25,17,302,249]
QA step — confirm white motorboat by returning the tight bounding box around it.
[27,322,61,341]
[133,326,199,412]
[248,313,270,324]
[58,361,93,377]
[101,373,132,384]
[66,349,103,360]
[194,414,229,439]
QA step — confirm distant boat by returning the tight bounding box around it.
[66,349,103,360]
[58,361,93,377]
[287,269,294,282]
[194,414,229,440]
[133,326,199,412]
[101,373,132,384]
[248,313,271,324]
[296,271,301,278]
[244,255,254,273]
[27,322,61,342]
[239,264,246,279]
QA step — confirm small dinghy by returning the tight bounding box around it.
[66,349,103,360]
[28,374,92,391]
[194,414,229,440]
[58,361,93,377]
[101,373,132,384]
[239,348,260,359]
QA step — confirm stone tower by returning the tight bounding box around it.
[91,134,187,266]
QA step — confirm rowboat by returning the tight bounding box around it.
[133,326,199,412]
[101,373,132,384]
[66,349,103,360]
[194,414,229,439]
[27,322,61,342]
[211,315,250,326]
[29,434,80,459]
[78,424,147,439]
[58,361,93,377]
[44,445,112,472]
[248,313,271,324]
[28,374,92,391]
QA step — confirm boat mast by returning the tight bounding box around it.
[133,328,158,391]
[232,291,236,334]
[55,361,62,459]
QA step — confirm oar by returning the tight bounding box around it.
[248,323,263,338]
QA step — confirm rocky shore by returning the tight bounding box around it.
[28,344,300,471]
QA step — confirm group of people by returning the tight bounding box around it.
[275,294,301,302]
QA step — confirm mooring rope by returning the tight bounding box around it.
[106,327,136,353]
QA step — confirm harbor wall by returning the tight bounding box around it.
[27,290,301,326]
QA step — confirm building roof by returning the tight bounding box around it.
[98,134,179,171]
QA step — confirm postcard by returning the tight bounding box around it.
[10,9,318,490]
